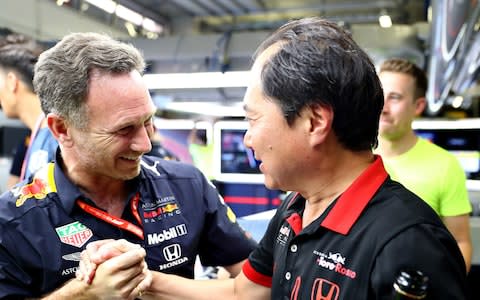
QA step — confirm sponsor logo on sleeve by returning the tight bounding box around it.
[15,178,49,207]
[13,163,56,207]
[226,206,236,223]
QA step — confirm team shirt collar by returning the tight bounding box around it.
[52,151,142,214]
[287,155,388,235]
[52,153,84,214]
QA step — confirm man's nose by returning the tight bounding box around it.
[131,126,152,153]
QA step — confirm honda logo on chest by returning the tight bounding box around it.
[163,244,182,261]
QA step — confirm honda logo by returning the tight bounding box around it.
[163,244,182,261]
[311,278,340,300]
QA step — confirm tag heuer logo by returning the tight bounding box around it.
[56,221,93,248]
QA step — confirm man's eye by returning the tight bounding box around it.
[117,126,133,135]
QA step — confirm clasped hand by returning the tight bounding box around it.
[76,239,152,299]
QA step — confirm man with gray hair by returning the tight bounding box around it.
[0,32,256,299]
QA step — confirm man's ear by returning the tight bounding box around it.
[309,104,333,146]
[414,97,427,116]
[6,72,19,93]
[47,113,73,147]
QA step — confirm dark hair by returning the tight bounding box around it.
[380,58,428,100]
[33,32,146,128]
[253,17,384,151]
[0,35,43,91]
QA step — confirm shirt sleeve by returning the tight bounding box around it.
[243,200,289,287]
[0,225,36,299]
[438,154,472,216]
[370,224,467,299]
[196,173,258,267]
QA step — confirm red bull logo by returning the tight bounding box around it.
[162,203,178,213]
[143,202,180,220]
[144,208,163,219]
[15,178,49,207]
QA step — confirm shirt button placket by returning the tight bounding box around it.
[284,244,297,282]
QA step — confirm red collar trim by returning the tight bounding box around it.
[320,155,388,235]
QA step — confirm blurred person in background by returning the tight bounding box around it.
[5,135,29,188]
[188,120,215,180]
[146,123,180,161]
[0,32,29,189]
[0,33,58,186]
[375,58,472,272]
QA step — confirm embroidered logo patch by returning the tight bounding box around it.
[313,250,356,279]
[56,221,93,248]
[15,178,49,207]
[143,197,182,222]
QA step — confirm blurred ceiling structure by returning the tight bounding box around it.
[57,0,426,115]
[114,0,428,116]
[55,0,428,37]
[4,0,454,117]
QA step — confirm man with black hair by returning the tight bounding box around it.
[0,35,57,185]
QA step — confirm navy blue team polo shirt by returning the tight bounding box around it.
[0,155,256,298]
[243,156,467,299]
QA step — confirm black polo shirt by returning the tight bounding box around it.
[243,156,467,299]
[0,155,256,299]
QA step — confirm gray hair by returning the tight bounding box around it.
[33,32,146,128]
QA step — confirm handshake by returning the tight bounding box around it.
[76,239,152,299]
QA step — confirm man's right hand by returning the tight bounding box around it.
[76,239,152,299]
